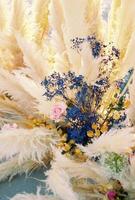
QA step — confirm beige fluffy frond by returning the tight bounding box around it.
[11,0,34,40]
[0,97,29,125]
[79,43,101,83]
[108,0,135,55]
[120,32,135,77]
[0,127,55,163]
[50,148,107,183]
[12,71,53,116]
[0,1,23,71]
[46,148,108,200]
[81,127,135,156]
[13,72,43,100]
[0,156,40,182]
[86,0,105,40]
[0,68,35,113]
[46,166,78,200]
[49,0,70,73]
[56,0,104,82]
[0,0,11,31]
[31,0,50,45]
[59,0,90,72]
[108,0,135,79]
[16,35,50,81]
[49,0,65,54]
[0,32,23,70]
[36,99,53,116]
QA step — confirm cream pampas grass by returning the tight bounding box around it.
[0,127,56,182]
[80,127,135,156]
[49,148,108,183]
[46,167,78,200]
[0,127,55,163]
[44,148,108,200]
[0,157,40,182]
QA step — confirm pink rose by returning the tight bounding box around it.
[107,191,117,200]
[1,123,18,131]
[50,102,67,122]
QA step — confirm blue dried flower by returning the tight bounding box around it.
[66,105,98,144]
[75,83,92,109]
[71,35,102,58]
[41,72,66,99]
[92,41,101,58]
[67,127,89,145]
[42,71,90,102]
[112,46,120,59]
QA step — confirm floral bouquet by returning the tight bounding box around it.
[0,0,135,200]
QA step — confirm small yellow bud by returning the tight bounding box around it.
[64,143,71,151]
[87,130,94,137]
[106,183,113,190]
[124,100,131,108]
[95,130,101,137]
[101,123,108,133]
[32,119,37,123]
[69,140,75,144]
[92,123,97,130]
[57,142,64,148]
[74,148,81,155]
[113,112,120,120]
[61,134,67,142]
[65,153,71,158]
[46,124,53,129]
[98,118,104,124]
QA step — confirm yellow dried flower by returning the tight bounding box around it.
[64,143,71,151]
[92,123,97,130]
[87,130,94,137]
[101,123,108,133]
[75,148,81,154]
[124,99,131,108]
[113,112,120,120]
[95,130,101,137]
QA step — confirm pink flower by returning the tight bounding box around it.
[50,102,67,122]
[107,191,117,200]
[1,123,18,131]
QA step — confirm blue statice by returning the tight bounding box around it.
[86,36,102,58]
[41,72,66,100]
[41,71,87,100]
[67,127,89,145]
[66,106,95,125]
[66,71,84,89]
[66,106,98,144]
[71,35,102,58]
[75,83,93,111]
